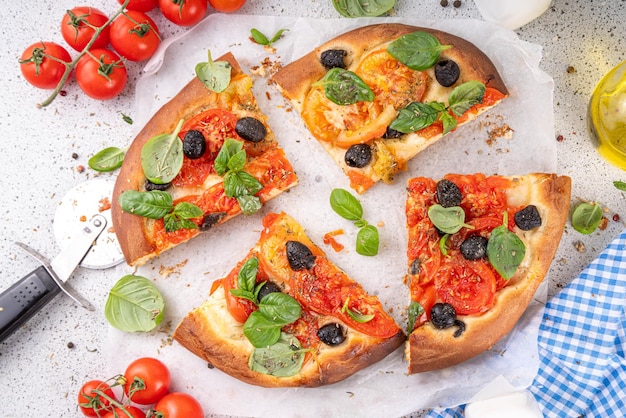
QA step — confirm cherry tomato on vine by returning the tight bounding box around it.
[77,379,116,417]
[123,357,171,405]
[75,49,127,100]
[103,406,146,418]
[154,392,204,418]
[118,0,159,12]
[208,0,247,13]
[158,0,207,26]
[110,10,160,62]
[19,42,71,89]
[61,7,110,52]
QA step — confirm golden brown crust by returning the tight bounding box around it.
[406,173,571,373]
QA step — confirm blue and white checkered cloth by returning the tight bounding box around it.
[428,230,626,418]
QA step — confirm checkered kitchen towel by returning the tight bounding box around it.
[428,230,626,418]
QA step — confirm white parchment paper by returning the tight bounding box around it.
[107,15,555,418]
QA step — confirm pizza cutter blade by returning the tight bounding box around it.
[53,178,124,269]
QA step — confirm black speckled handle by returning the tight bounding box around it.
[0,266,61,343]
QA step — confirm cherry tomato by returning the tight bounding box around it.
[110,10,160,62]
[103,406,145,418]
[75,49,127,100]
[154,392,204,418]
[19,42,71,89]
[61,7,110,52]
[77,379,116,417]
[124,357,171,405]
[118,0,159,12]
[208,0,246,13]
[158,0,207,26]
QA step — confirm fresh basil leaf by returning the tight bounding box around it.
[141,119,184,184]
[215,138,244,175]
[238,171,264,195]
[227,149,247,172]
[332,0,396,17]
[118,190,173,219]
[614,180,626,191]
[237,195,262,215]
[487,213,526,280]
[104,275,165,332]
[428,204,472,234]
[439,234,450,256]
[448,81,486,116]
[407,301,425,333]
[163,213,197,232]
[249,333,307,377]
[250,28,270,45]
[88,147,125,172]
[341,297,374,323]
[571,202,603,234]
[121,113,133,124]
[330,188,363,221]
[316,68,374,105]
[172,201,203,219]
[389,102,441,133]
[243,311,282,348]
[356,224,379,256]
[269,29,288,44]
[439,111,458,135]
[195,50,232,93]
[224,171,245,198]
[387,31,451,71]
[258,292,302,326]
[238,257,259,294]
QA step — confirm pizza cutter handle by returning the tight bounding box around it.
[0,266,61,343]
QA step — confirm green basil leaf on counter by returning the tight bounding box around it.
[314,68,374,105]
[249,332,308,377]
[118,190,173,219]
[387,31,451,71]
[487,212,526,280]
[571,202,603,234]
[428,204,473,234]
[614,180,626,191]
[105,275,165,333]
[88,147,125,172]
[332,0,396,18]
[448,81,486,116]
[330,188,363,221]
[141,119,184,184]
[121,113,133,124]
[195,50,232,93]
[407,301,425,333]
[250,28,288,46]
[356,224,379,256]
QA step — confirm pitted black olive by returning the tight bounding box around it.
[409,259,420,275]
[320,49,347,69]
[235,117,267,143]
[383,126,403,139]
[144,179,171,191]
[183,129,207,159]
[344,143,372,168]
[199,212,226,231]
[435,59,460,87]
[460,235,488,260]
[286,241,316,271]
[514,205,542,231]
[436,179,463,208]
[258,281,282,301]
[317,323,346,346]
[430,302,466,338]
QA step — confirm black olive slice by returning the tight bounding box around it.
[317,323,346,346]
[235,117,267,143]
[430,302,466,338]
[286,241,316,271]
[344,143,372,168]
[434,59,460,87]
[514,205,542,231]
[383,126,403,139]
[409,259,420,275]
[460,235,488,260]
[183,129,207,159]
[144,179,171,191]
[257,281,282,302]
[199,212,226,231]
[436,179,462,208]
[320,49,347,69]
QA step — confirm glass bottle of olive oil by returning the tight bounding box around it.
[589,61,626,170]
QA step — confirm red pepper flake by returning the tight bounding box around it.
[613,213,621,222]
[323,229,345,252]
[556,134,564,142]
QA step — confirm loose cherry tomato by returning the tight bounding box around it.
[110,10,160,62]
[124,357,171,405]
[103,406,145,418]
[158,0,207,26]
[118,0,159,12]
[19,42,71,89]
[61,7,110,52]
[154,392,204,418]
[208,0,246,13]
[77,379,116,417]
[75,49,127,100]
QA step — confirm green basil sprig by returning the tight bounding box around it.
[387,31,451,71]
[390,81,486,135]
[249,332,309,377]
[407,301,425,333]
[330,188,380,256]
[250,28,288,46]
[313,68,375,105]
[230,257,266,304]
[88,147,125,172]
[428,204,474,234]
[332,0,396,17]
[104,275,165,332]
[242,291,302,348]
[215,138,264,215]
[486,212,526,280]
[141,119,185,185]
[118,190,203,232]
[571,202,603,234]
[195,50,232,93]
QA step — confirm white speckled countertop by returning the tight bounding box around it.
[0,1,624,417]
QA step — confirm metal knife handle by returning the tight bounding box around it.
[0,266,61,343]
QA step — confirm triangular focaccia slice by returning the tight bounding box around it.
[404,173,571,373]
[112,53,298,266]
[174,212,405,387]
[271,24,508,194]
